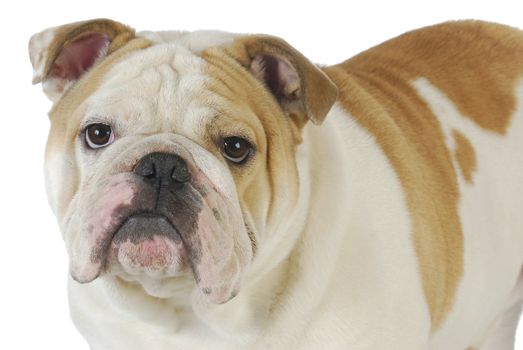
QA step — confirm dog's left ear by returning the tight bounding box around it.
[29,18,135,102]
[229,35,338,126]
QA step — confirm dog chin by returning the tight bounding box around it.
[98,212,196,299]
[106,213,190,278]
[111,271,196,300]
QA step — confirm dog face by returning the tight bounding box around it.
[29,19,337,304]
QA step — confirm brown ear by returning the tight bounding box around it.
[229,35,338,125]
[29,19,135,102]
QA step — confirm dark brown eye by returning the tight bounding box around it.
[221,137,253,164]
[84,123,114,149]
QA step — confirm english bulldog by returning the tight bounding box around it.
[29,19,523,350]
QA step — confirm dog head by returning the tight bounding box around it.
[29,19,337,305]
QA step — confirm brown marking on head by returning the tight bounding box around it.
[44,37,150,218]
[452,130,477,184]
[49,36,151,119]
[197,35,337,233]
[200,47,296,232]
[47,19,134,71]
[29,19,151,217]
[222,35,338,128]
[29,19,138,102]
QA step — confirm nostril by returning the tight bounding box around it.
[143,163,156,179]
[134,159,156,179]
[171,167,191,183]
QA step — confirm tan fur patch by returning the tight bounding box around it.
[453,130,477,184]
[352,21,523,134]
[324,20,523,330]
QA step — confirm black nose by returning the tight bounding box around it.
[133,152,191,184]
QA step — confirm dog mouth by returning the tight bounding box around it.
[106,212,189,277]
[70,168,252,304]
[112,212,180,244]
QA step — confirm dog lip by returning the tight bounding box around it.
[128,212,164,218]
[117,211,179,229]
[99,210,185,271]
[111,211,182,243]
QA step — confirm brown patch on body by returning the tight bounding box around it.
[323,21,523,330]
[325,62,463,330]
[453,130,477,184]
[381,21,522,133]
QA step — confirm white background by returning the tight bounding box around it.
[1,0,522,348]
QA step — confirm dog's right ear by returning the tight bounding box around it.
[29,19,135,102]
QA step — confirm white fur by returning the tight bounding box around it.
[29,26,56,84]
[138,30,236,53]
[29,25,74,102]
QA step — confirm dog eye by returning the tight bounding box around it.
[84,123,114,149]
[221,137,253,164]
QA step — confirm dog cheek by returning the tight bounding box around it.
[184,193,252,304]
[88,175,138,235]
[45,151,79,222]
[66,174,141,282]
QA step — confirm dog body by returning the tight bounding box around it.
[30,20,523,349]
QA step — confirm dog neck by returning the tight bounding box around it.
[181,104,354,338]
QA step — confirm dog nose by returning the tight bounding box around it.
[133,152,191,184]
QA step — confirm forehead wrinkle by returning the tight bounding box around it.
[163,48,210,134]
[95,43,209,135]
[156,63,180,131]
